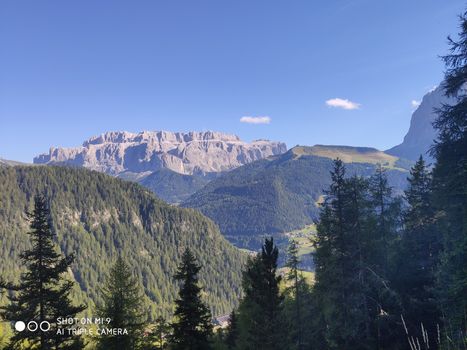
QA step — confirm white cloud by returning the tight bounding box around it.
[411,100,421,108]
[240,116,271,124]
[325,98,360,110]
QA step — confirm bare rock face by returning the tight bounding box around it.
[386,84,456,161]
[34,130,287,175]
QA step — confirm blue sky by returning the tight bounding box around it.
[0,0,465,162]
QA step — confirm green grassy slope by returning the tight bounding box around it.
[0,166,246,319]
[291,145,403,169]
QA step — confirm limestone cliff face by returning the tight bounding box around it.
[386,84,455,161]
[34,130,287,175]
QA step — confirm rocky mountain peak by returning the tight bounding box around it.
[34,130,287,176]
[386,84,456,161]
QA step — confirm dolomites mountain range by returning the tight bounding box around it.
[33,130,287,176]
[30,83,448,203]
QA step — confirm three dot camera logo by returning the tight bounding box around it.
[15,320,50,332]
[13,317,127,336]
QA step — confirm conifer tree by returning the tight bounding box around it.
[431,9,467,345]
[344,175,377,348]
[394,156,441,346]
[0,195,86,350]
[313,162,367,348]
[96,256,145,350]
[144,316,170,350]
[171,248,213,350]
[224,311,238,350]
[285,239,304,350]
[367,165,405,347]
[369,164,400,274]
[236,237,285,350]
[313,161,402,349]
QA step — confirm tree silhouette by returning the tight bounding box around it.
[171,248,213,350]
[0,195,86,350]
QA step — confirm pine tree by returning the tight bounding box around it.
[95,256,146,350]
[171,248,213,350]
[224,311,238,350]
[369,164,400,274]
[344,175,377,348]
[367,165,406,348]
[285,239,304,350]
[144,317,171,350]
[0,195,86,350]
[313,162,367,349]
[313,161,402,349]
[236,237,285,350]
[394,156,441,346]
[431,9,467,346]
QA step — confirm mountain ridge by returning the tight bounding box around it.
[182,145,410,248]
[0,158,27,167]
[290,145,404,168]
[34,130,287,176]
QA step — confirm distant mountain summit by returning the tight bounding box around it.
[34,130,287,203]
[34,130,287,176]
[387,84,454,161]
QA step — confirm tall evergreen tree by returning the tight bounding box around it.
[394,156,441,347]
[367,165,406,348]
[236,237,285,350]
[431,9,467,346]
[224,311,238,350]
[369,165,400,274]
[0,195,86,350]
[171,248,213,350]
[285,239,304,350]
[314,162,367,349]
[95,256,146,350]
[313,161,402,349]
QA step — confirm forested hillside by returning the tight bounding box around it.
[0,166,246,319]
[138,168,212,203]
[183,146,410,242]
